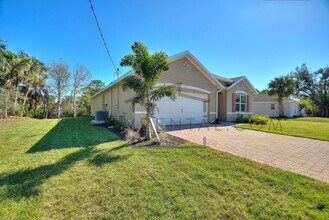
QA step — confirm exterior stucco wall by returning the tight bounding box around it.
[218,90,227,121]
[227,80,255,121]
[253,101,299,118]
[91,83,135,125]
[253,102,279,117]
[91,94,103,116]
[110,84,135,125]
[158,58,218,121]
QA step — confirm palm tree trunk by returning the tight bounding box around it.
[45,104,48,119]
[22,89,29,107]
[21,89,30,117]
[40,94,46,119]
[4,89,9,118]
[14,85,19,112]
[145,113,151,140]
[278,96,284,117]
[33,93,38,118]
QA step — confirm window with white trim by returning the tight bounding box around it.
[271,104,275,110]
[235,94,246,112]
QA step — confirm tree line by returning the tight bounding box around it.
[261,63,329,117]
[0,39,105,119]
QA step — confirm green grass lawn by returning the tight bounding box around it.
[237,117,329,141]
[0,117,329,219]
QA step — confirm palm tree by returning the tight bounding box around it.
[21,57,47,115]
[0,50,16,118]
[120,42,176,140]
[0,50,31,117]
[13,51,31,112]
[268,75,295,117]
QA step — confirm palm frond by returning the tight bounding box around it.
[120,54,135,67]
[150,85,176,102]
[122,75,146,93]
[131,92,146,106]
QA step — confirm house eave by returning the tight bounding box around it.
[91,51,227,99]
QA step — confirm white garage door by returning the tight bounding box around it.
[154,91,208,126]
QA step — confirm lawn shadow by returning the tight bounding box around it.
[88,143,131,167]
[0,117,132,199]
[0,148,93,198]
[0,143,131,199]
[27,117,119,153]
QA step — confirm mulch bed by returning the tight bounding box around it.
[92,122,187,147]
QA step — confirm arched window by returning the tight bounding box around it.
[235,94,246,112]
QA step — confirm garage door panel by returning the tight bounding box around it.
[154,92,208,125]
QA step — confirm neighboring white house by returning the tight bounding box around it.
[252,94,304,117]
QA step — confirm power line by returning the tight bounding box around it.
[88,0,118,73]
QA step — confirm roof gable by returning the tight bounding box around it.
[226,76,258,94]
[168,51,225,89]
[92,51,226,98]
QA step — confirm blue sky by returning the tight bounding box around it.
[1,0,328,90]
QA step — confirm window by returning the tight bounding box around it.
[235,94,246,112]
[271,104,275,110]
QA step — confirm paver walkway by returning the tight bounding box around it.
[167,123,329,183]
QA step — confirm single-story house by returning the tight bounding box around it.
[91,51,258,128]
[253,94,304,117]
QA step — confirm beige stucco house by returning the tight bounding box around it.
[91,51,258,128]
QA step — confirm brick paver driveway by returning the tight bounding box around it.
[167,123,329,183]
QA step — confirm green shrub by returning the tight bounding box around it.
[249,114,270,124]
[114,120,124,132]
[107,115,115,125]
[236,114,249,123]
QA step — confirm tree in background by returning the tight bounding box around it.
[292,64,329,117]
[21,57,48,115]
[82,80,105,96]
[0,41,97,119]
[12,51,31,112]
[300,98,313,115]
[268,75,295,117]
[257,89,268,94]
[315,67,329,117]
[120,42,176,139]
[72,65,91,117]
[0,50,30,117]
[292,63,318,116]
[48,60,71,118]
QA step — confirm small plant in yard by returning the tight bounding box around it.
[106,115,115,126]
[249,114,270,124]
[114,120,124,132]
[236,114,249,123]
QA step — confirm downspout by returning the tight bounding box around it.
[215,89,222,122]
